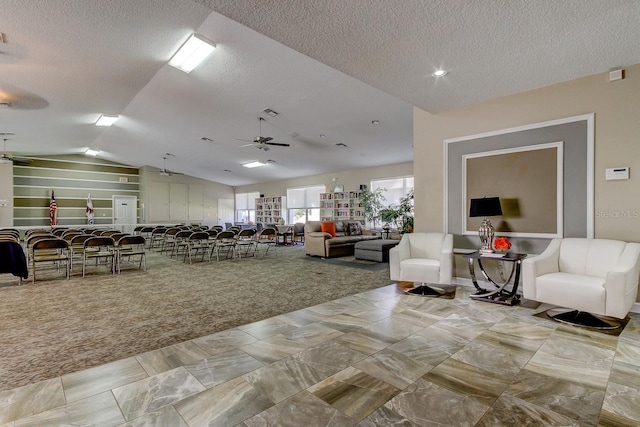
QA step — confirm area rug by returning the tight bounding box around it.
[0,245,393,391]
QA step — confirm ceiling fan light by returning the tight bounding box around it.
[243,161,266,168]
[169,33,216,73]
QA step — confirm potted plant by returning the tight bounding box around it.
[379,189,414,233]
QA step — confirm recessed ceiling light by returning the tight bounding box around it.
[169,33,216,73]
[432,70,448,77]
[371,120,380,125]
[95,114,119,126]
[319,134,326,138]
[85,149,100,156]
[242,161,266,168]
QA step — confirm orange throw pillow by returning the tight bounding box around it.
[320,221,336,237]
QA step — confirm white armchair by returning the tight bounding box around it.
[389,232,454,295]
[522,238,640,328]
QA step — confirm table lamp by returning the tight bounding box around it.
[469,197,503,253]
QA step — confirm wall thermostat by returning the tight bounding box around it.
[605,167,629,181]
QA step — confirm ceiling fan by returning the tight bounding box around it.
[0,137,31,165]
[239,117,290,151]
[157,155,184,176]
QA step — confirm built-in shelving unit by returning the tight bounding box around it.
[255,196,285,224]
[319,191,364,223]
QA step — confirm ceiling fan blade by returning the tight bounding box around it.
[264,142,290,147]
[239,143,255,148]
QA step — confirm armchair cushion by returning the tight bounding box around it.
[389,232,453,285]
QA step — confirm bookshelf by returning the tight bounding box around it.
[255,196,285,224]
[319,191,364,223]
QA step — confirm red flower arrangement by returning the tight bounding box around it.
[494,237,512,251]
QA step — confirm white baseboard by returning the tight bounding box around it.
[453,277,640,314]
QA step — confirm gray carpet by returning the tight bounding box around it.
[0,245,393,391]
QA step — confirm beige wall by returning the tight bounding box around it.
[236,162,414,197]
[0,163,13,227]
[415,64,640,242]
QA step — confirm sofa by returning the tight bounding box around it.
[304,220,379,258]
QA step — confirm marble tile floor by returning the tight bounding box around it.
[2,283,640,426]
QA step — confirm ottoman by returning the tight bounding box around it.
[354,239,400,262]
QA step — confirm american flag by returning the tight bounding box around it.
[49,190,58,226]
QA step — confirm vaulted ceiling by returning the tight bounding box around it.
[1,1,638,185]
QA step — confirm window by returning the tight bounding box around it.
[369,176,414,228]
[371,177,414,208]
[235,191,260,224]
[286,185,325,224]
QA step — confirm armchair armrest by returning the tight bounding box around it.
[389,235,409,281]
[522,238,561,300]
[605,242,640,318]
[439,234,454,284]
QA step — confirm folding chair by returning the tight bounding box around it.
[115,235,146,273]
[235,228,256,259]
[31,238,70,283]
[255,227,277,257]
[82,236,115,277]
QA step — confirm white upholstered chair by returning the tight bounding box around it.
[522,238,640,328]
[389,232,454,295]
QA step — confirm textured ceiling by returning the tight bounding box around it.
[1,1,639,185]
[206,0,640,113]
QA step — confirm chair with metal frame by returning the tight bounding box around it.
[115,235,146,273]
[254,227,277,258]
[235,228,256,259]
[149,226,168,251]
[160,227,181,254]
[31,238,70,283]
[211,230,237,261]
[82,236,116,277]
[185,231,210,264]
[68,234,94,273]
[170,230,193,259]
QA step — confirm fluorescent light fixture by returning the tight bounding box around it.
[432,69,448,77]
[85,149,100,156]
[242,161,266,168]
[95,114,119,126]
[169,33,216,73]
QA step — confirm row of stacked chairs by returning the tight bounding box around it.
[135,224,280,263]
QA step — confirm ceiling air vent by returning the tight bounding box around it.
[261,108,279,117]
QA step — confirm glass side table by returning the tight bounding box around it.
[462,251,527,306]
